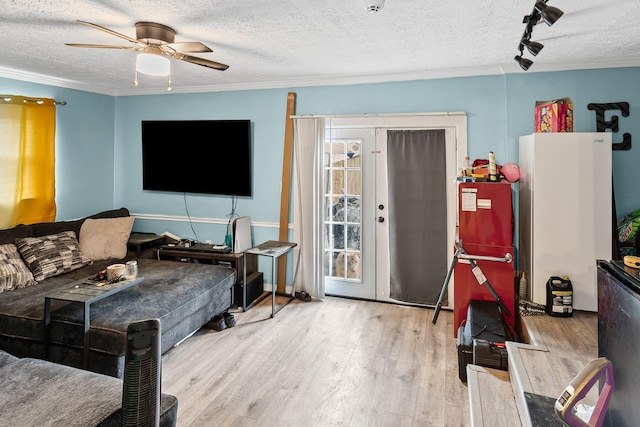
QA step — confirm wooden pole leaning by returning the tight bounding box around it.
[277,92,296,294]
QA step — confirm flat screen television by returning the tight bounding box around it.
[141,120,252,196]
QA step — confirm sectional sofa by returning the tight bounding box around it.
[0,207,236,378]
[0,348,178,426]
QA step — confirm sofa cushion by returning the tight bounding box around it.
[28,219,83,241]
[0,244,36,292]
[79,217,135,261]
[0,356,178,427]
[0,208,131,245]
[15,231,92,281]
[0,257,235,378]
[0,349,19,368]
[47,259,236,355]
[0,225,32,245]
[86,207,131,221]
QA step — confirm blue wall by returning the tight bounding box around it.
[505,68,640,217]
[3,67,640,246]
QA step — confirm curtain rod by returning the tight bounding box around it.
[290,112,466,119]
[1,95,67,106]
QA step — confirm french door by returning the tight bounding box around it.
[322,114,465,306]
[323,128,376,299]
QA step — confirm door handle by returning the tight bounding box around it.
[457,252,513,263]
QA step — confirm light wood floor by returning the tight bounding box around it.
[161,296,470,427]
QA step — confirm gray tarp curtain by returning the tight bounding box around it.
[387,129,447,305]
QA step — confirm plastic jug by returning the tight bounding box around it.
[546,276,573,317]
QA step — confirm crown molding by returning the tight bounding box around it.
[0,66,116,95]
[2,60,640,97]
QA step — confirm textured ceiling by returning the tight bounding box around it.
[1,0,639,95]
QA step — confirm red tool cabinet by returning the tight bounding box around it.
[454,182,515,336]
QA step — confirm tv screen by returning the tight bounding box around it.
[141,120,252,196]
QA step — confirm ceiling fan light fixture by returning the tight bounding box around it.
[67,20,229,90]
[136,52,170,76]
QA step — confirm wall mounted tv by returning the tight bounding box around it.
[142,120,252,197]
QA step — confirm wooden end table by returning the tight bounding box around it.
[127,233,166,257]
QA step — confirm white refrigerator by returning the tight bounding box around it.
[519,132,612,312]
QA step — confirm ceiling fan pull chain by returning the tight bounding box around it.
[134,67,139,87]
[167,61,172,92]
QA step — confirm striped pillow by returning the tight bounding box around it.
[15,231,92,281]
[0,244,36,292]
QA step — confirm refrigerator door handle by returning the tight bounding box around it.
[457,252,513,263]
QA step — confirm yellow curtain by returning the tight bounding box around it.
[0,96,56,229]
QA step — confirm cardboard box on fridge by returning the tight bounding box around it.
[534,97,574,132]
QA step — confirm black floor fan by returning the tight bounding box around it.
[122,319,161,427]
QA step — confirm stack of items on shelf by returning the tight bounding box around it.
[457,153,520,183]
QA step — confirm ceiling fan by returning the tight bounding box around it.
[66,20,229,89]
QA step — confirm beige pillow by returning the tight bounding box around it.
[79,216,135,260]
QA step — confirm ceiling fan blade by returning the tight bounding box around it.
[76,20,143,46]
[165,41,212,53]
[170,52,229,71]
[65,43,140,51]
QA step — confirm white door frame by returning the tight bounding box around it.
[325,113,467,308]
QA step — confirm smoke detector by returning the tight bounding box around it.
[362,0,384,13]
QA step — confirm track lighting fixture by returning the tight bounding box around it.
[514,53,534,71]
[534,1,564,26]
[514,0,564,71]
[521,39,544,56]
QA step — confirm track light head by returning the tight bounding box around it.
[515,1,561,71]
[514,55,533,71]
[534,1,564,26]
[521,38,544,56]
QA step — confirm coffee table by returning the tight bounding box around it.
[44,276,144,369]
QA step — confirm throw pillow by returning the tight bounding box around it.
[0,244,37,292]
[79,216,135,261]
[15,231,92,281]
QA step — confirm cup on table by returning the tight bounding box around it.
[124,260,138,280]
[106,264,126,282]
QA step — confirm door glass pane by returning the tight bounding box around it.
[347,224,360,250]
[333,224,345,249]
[331,196,344,221]
[332,169,344,192]
[324,139,362,282]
